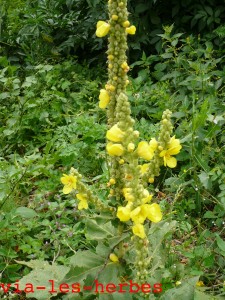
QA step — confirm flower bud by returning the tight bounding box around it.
[148,177,154,184]
[109,178,116,185]
[112,15,119,21]
[108,54,114,60]
[127,143,135,152]
[109,253,119,262]
[123,21,130,27]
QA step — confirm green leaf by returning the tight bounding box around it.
[15,207,38,219]
[70,250,105,269]
[160,276,199,300]
[194,289,219,300]
[198,171,211,189]
[85,219,116,240]
[63,255,119,288]
[216,235,225,252]
[15,260,69,300]
[203,211,216,218]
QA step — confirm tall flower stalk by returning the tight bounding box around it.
[61,0,182,286]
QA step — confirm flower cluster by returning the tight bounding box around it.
[60,168,108,212]
[95,0,136,119]
[117,189,162,239]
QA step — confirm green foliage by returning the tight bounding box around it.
[2,0,225,64]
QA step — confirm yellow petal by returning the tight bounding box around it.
[132,224,146,239]
[106,143,124,156]
[140,164,149,174]
[63,185,73,194]
[130,206,146,224]
[159,150,166,158]
[106,124,124,142]
[149,138,158,151]
[117,206,131,222]
[96,21,110,37]
[97,21,105,28]
[167,136,182,155]
[145,203,162,223]
[142,194,153,204]
[137,141,154,160]
[126,25,136,35]
[99,89,110,109]
[78,199,88,210]
[166,156,177,168]
[76,193,87,202]
[61,174,70,185]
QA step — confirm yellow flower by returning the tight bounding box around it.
[96,21,110,37]
[61,174,77,194]
[126,25,136,35]
[137,141,154,160]
[142,193,153,204]
[140,163,149,174]
[106,124,125,142]
[143,203,162,223]
[99,89,110,109]
[175,281,182,286]
[106,142,124,156]
[196,281,204,287]
[117,205,132,222]
[76,193,88,210]
[132,223,146,239]
[159,136,182,168]
[130,206,146,224]
[109,253,119,262]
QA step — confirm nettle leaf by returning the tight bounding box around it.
[160,276,199,300]
[15,260,69,300]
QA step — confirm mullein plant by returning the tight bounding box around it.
[61,0,181,287]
